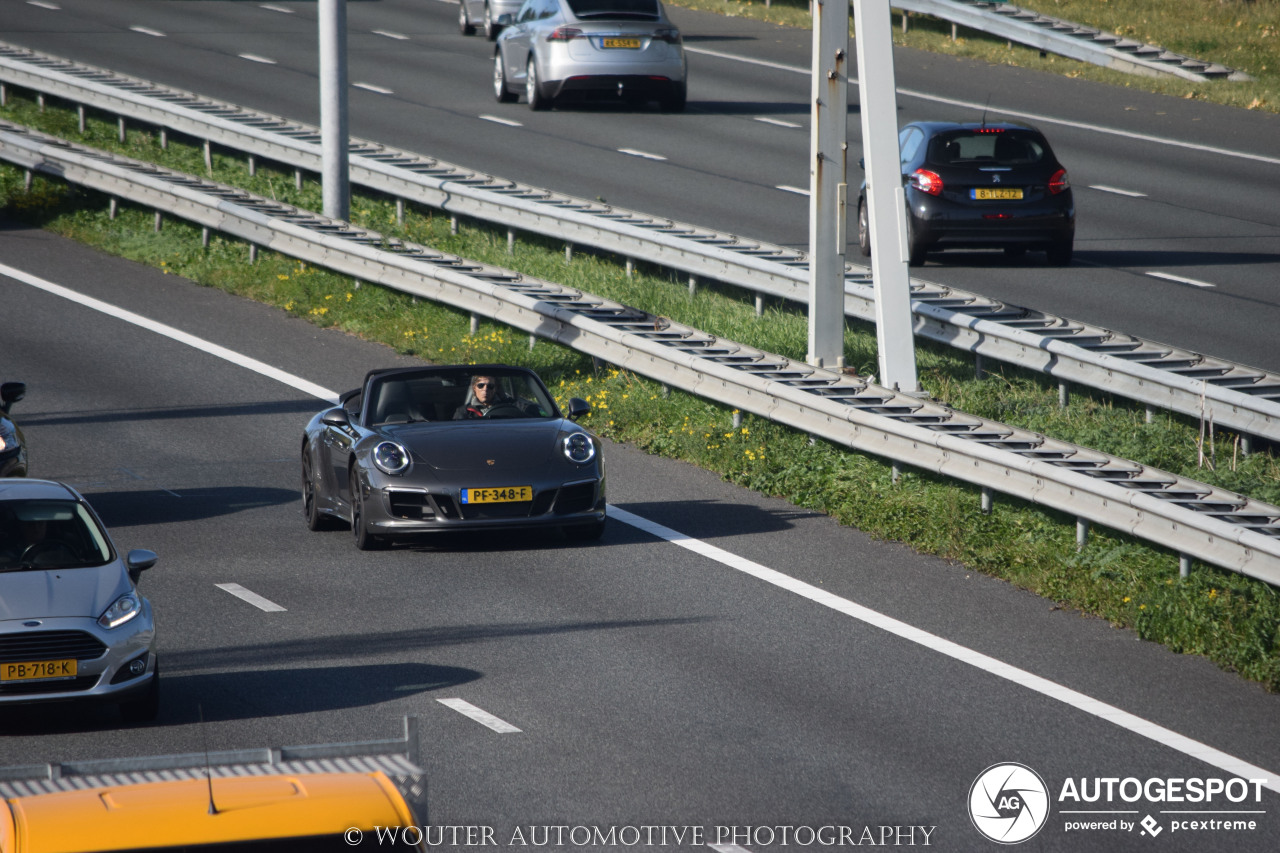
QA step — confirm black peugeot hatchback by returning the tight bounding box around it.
[857,120,1075,266]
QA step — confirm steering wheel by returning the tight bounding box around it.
[19,540,76,567]
[482,403,526,419]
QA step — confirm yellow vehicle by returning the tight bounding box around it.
[0,771,425,852]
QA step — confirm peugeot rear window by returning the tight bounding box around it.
[926,131,1047,167]
[567,0,661,19]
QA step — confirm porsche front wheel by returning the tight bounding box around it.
[302,450,338,531]
[350,468,385,551]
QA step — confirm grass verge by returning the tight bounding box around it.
[670,0,1280,114]
[2,90,1278,691]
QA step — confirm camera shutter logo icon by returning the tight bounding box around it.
[969,763,1050,844]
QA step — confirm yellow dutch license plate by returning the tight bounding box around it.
[602,38,641,49]
[1,659,77,682]
[972,188,1023,200]
[463,485,533,504]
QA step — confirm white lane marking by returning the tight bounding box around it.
[216,583,286,612]
[1090,184,1148,198]
[754,116,802,129]
[776,185,809,196]
[437,698,522,733]
[239,54,278,65]
[0,262,341,404]
[618,148,667,162]
[373,30,410,41]
[684,47,1280,168]
[260,4,295,13]
[480,114,523,128]
[27,1,61,9]
[353,82,394,95]
[1147,271,1217,288]
[708,846,752,853]
[11,264,1271,788]
[129,26,166,38]
[607,506,1280,794]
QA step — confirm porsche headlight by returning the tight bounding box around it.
[563,432,596,464]
[98,593,142,629]
[372,441,411,475]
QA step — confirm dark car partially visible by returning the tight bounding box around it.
[858,120,1075,266]
[0,383,26,478]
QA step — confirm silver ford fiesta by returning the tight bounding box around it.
[494,0,687,111]
[0,479,158,722]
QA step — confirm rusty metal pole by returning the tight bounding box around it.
[806,0,850,371]
[853,0,918,393]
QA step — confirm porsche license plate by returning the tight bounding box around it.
[972,188,1023,200]
[462,485,533,504]
[1,659,77,682]
[602,37,641,49]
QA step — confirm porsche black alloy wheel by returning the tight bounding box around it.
[302,451,338,531]
[350,468,385,551]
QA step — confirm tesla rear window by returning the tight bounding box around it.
[927,132,1047,167]
[567,0,661,18]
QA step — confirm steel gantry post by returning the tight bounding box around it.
[319,0,350,220]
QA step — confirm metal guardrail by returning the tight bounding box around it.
[4,120,1278,585]
[0,716,424,798]
[893,0,1252,82]
[2,43,1277,451]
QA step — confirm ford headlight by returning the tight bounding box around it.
[372,441,411,475]
[563,432,596,464]
[98,593,142,629]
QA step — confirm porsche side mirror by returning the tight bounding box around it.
[321,407,351,428]
[566,398,591,421]
[126,549,158,583]
[0,381,25,414]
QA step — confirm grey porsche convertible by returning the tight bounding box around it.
[301,365,606,549]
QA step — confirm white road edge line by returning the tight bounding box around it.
[776,185,809,196]
[1147,271,1217,288]
[607,505,1280,794]
[1090,185,1148,198]
[260,4,295,13]
[754,117,802,129]
[8,262,1273,790]
[129,27,166,38]
[683,47,1280,168]
[437,698,522,733]
[480,114,523,127]
[708,846,752,853]
[373,30,410,40]
[618,148,667,162]
[0,262,341,404]
[27,1,61,9]
[353,82,394,95]
[215,583,286,612]
[239,54,278,65]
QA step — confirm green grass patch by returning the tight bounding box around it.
[670,0,1280,113]
[3,90,1279,690]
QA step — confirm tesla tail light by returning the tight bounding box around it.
[99,593,142,629]
[563,433,596,464]
[372,441,411,475]
[547,27,583,41]
[1048,168,1070,195]
[909,168,944,196]
[653,28,681,44]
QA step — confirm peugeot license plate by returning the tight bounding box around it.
[1,659,77,682]
[462,486,533,504]
[972,188,1023,200]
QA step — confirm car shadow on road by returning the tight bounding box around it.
[84,487,298,528]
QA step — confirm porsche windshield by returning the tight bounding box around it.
[0,499,113,572]
[367,369,559,425]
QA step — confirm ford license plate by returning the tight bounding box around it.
[972,188,1023,200]
[1,659,77,682]
[462,486,533,504]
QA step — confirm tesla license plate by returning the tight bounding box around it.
[1,659,77,682]
[972,188,1023,200]
[602,37,641,49]
[462,486,533,504]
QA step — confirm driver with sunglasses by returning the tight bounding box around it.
[453,374,528,419]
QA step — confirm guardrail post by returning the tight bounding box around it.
[249,244,257,264]
[732,411,742,429]
[0,84,6,107]
[625,258,634,277]
[565,243,573,263]
[23,170,31,193]
[248,154,256,177]
[1059,381,1069,409]
[202,227,210,248]
[204,139,212,174]
[1076,518,1089,551]
[78,105,86,134]
[755,295,764,317]
[469,314,478,336]
[118,117,125,144]
[1180,554,1192,578]
[450,215,458,235]
[160,128,167,150]
[396,198,404,225]
[689,275,697,296]
[1145,406,1155,424]
[37,94,45,112]
[981,486,993,514]
[506,229,514,254]
[109,197,117,219]
[975,352,987,380]
[153,211,162,232]
[1241,435,1253,457]
[892,460,901,484]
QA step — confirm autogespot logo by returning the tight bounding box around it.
[969,763,1051,845]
